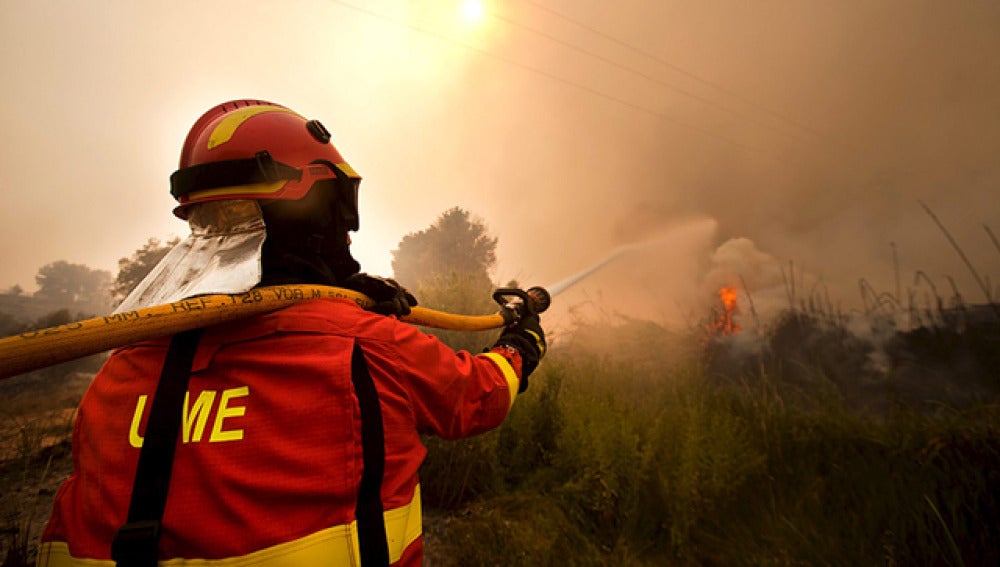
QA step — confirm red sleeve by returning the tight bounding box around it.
[389,322,523,440]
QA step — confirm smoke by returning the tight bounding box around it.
[540,215,719,330]
[480,1,998,338]
[545,219,830,333]
[0,1,997,326]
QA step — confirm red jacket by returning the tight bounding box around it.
[37,298,522,566]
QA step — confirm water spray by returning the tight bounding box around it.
[547,243,640,296]
[547,217,720,298]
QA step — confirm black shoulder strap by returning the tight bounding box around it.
[111,328,203,567]
[351,342,390,567]
[109,334,388,567]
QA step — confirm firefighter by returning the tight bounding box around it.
[36,100,545,567]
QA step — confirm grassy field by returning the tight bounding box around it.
[2,305,998,566]
[418,309,1000,566]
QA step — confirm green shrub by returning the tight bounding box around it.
[414,271,499,355]
[419,365,564,510]
[420,432,503,510]
[497,365,563,488]
[424,339,1000,565]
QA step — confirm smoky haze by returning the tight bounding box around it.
[1,1,997,331]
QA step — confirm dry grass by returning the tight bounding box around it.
[0,371,89,567]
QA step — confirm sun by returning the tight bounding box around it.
[460,0,485,24]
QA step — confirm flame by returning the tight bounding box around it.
[709,285,741,335]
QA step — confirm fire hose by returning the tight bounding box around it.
[0,234,642,382]
[0,284,551,381]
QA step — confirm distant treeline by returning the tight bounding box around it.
[0,293,105,328]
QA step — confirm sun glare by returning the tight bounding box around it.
[461,0,484,23]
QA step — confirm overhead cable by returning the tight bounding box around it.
[515,0,828,142]
[328,0,765,154]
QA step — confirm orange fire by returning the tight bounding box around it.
[709,286,741,335]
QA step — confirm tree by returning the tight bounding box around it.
[114,237,180,302]
[34,261,112,306]
[0,310,24,336]
[391,207,497,291]
[391,207,500,353]
[391,208,506,510]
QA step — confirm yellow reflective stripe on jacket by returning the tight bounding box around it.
[479,352,519,409]
[37,486,422,566]
[37,525,359,567]
[385,484,423,562]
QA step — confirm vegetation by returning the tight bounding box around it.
[391,207,498,293]
[419,314,1000,566]
[33,261,111,314]
[391,208,507,501]
[1,212,997,566]
[112,237,179,303]
[411,207,1000,565]
[0,314,99,567]
[392,207,500,354]
[5,312,996,566]
[1,257,120,566]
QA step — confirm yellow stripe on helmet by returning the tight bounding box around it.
[207,106,301,150]
[335,162,362,179]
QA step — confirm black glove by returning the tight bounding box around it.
[342,273,418,316]
[494,314,546,392]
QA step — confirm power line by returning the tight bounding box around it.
[516,0,829,143]
[492,7,815,148]
[328,0,765,153]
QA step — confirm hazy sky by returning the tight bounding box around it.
[1,0,997,328]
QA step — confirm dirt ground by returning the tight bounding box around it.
[0,372,84,567]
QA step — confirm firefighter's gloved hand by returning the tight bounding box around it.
[343,273,418,316]
[495,314,546,392]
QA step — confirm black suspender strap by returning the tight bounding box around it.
[109,334,386,566]
[350,342,390,567]
[111,328,203,567]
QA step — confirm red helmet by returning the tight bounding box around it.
[170,99,361,225]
